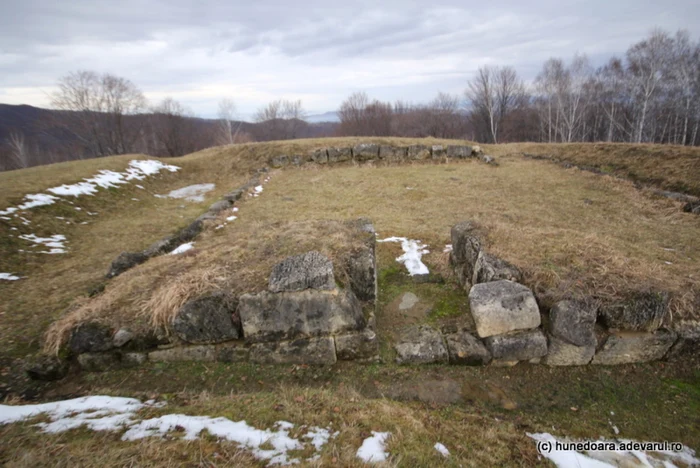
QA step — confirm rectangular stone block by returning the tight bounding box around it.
[407,145,430,160]
[327,147,352,163]
[468,280,541,338]
[446,145,472,158]
[542,335,594,366]
[249,336,336,365]
[591,330,677,365]
[335,329,378,360]
[483,329,547,361]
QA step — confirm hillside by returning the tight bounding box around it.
[0,139,699,466]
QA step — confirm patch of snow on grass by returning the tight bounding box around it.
[170,242,194,255]
[19,234,67,254]
[226,215,238,221]
[17,193,60,210]
[356,431,390,463]
[0,273,21,281]
[443,244,452,253]
[377,237,430,275]
[159,183,215,202]
[434,442,449,457]
[528,433,700,468]
[254,185,263,193]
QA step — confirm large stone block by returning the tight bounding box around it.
[599,291,669,332]
[407,145,430,160]
[69,322,114,354]
[346,244,377,302]
[444,330,491,365]
[335,329,379,360]
[472,251,522,284]
[395,325,448,364]
[106,251,149,278]
[446,145,473,158]
[249,336,336,365]
[431,145,446,158]
[172,292,241,344]
[26,356,70,381]
[468,280,541,338]
[77,352,121,372]
[270,155,290,168]
[549,300,597,347]
[450,221,481,286]
[268,251,335,293]
[379,145,406,161]
[327,147,352,163]
[149,345,217,362]
[483,330,547,362]
[542,334,595,366]
[208,200,233,213]
[591,330,677,365]
[353,143,379,161]
[238,289,365,343]
[310,149,328,164]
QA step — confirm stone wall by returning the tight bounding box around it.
[391,221,683,367]
[63,222,379,373]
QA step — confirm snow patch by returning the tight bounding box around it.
[19,234,67,254]
[443,244,453,253]
[0,273,21,281]
[356,431,391,463]
[377,237,430,275]
[159,183,215,202]
[528,433,700,468]
[170,242,194,255]
[226,215,238,221]
[0,395,338,467]
[434,442,450,457]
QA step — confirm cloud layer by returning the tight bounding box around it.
[1,0,699,117]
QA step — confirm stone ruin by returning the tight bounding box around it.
[392,221,685,367]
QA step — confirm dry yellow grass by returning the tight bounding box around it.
[3,137,699,357]
[491,142,700,196]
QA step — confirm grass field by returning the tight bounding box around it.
[1,138,699,466]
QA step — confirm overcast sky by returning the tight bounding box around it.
[1,0,699,119]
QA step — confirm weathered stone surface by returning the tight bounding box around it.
[450,221,481,286]
[468,280,541,338]
[683,200,700,214]
[483,330,547,362]
[311,149,328,164]
[599,291,669,332]
[291,155,303,166]
[327,147,352,163]
[592,330,677,365]
[78,352,120,372]
[113,328,134,347]
[239,289,365,343]
[122,352,148,367]
[106,251,149,278]
[480,155,497,165]
[472,145,482,154]
[70,322,113,354]
[270,155,290,168]
[472,251,522,284]
[379,145,405,161]
[446,145,473,158]
[149,345,217,362]
[407,145,430,160]
[216,343,249,362]
[346,245,376,302]
[222,189,244,202]
[445,331,491,365]
[549,300,597,347]
[249,337,336,365]
[143,236,178,257]
[395,325,448,364]
[177,219,204,242]
[196,212,218,222]
[173,292,240,344]
[542,334,595,366]
[336,329,379,360]
[269,251,335,293]
[353,143,379,161]
[208,200,232,213]
[26,356,70,381]
[431,145,446,158]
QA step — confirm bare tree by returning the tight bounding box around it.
[337,92,393,136]
[217,98,241,145]
[466,66,526,143]
[150,98,201,157]
[254,99,307,140]
[626,30,674,143]
[50,70,147,156]
[6,129,30,168]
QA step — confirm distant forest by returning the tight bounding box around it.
[1,28,698,171]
